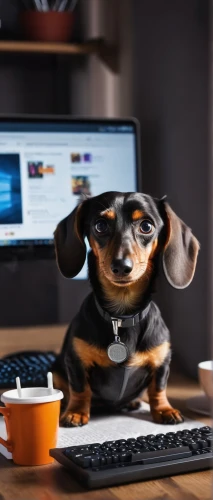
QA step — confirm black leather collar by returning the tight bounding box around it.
[94,297,151,328]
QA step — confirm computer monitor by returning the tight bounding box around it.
[0,116,141,279]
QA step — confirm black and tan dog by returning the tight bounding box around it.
[53,191,199,427]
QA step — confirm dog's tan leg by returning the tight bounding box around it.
[148,376,183,424]
[60,384,92,427]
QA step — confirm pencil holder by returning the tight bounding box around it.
[20,10,74,43]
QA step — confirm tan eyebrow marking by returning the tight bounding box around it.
[100,209,116,220]
[132,209,144,221]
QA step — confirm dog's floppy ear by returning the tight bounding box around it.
[54,201,88,278]
[162,202,200,289]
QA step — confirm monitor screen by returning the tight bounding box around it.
[0,117,140,278]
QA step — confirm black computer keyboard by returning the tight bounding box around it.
[50,426,213,489]
[0,351,57,389]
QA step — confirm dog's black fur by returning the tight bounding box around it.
[53,192,199,427]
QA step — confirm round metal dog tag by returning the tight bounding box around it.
[107,341,128,363]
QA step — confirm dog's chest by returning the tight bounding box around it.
[126,341,170,369]
[89,363,151,407]
[84,335,170,407]
[73,336,170,371]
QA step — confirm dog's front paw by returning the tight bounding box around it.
[60,411,90,427]
[152,407,184,425]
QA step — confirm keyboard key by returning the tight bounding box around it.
[64,449,77,457]
[120,452,131,462]
[131,444,141,451]
[100,445,110,451]
[64,447,79,454]
[182,439,194,446]
[202,430,212,436]
[78,446,90,452]
[131,446,192,464]
[68,453,93,468]
[77,456,92,468]
[103,441,116,447]
[188,442,199,451]
[137,436,147,444]
[112,454,119,463]
[133,449,146,455]
[91,457,101,467]
[90,443,101,450]
[207,437,213,447]
[198,439,208,449]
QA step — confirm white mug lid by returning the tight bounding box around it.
[1,387,64,404]
[198,360,213,371]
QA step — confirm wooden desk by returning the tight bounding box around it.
[0,326,212,500]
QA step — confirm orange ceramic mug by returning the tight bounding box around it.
[0,386,63,465]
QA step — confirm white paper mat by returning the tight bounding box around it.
[0,402,206,460]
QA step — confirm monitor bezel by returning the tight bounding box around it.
[0,114,141,261]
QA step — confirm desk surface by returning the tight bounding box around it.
[0,325,212,500]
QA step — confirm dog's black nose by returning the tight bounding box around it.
[111,258,133,276]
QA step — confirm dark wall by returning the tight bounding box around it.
[0,3,74,327]
[0,260,58,326]
[132,0,210,377]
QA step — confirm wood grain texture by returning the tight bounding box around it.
[110,471,212,500]
[0,326,212,499]
[0,324,67,358]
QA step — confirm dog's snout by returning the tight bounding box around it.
[111,258,133,276]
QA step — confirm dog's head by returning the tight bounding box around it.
[54,191,199,290]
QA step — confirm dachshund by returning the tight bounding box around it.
[52,191,199,427]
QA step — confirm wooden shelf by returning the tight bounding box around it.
[0,39,118,72]
[0,40,102,56]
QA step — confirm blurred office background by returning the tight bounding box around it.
[0,0,210,378]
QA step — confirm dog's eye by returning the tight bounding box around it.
[139,220,154,234]
[95,219,108,234]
